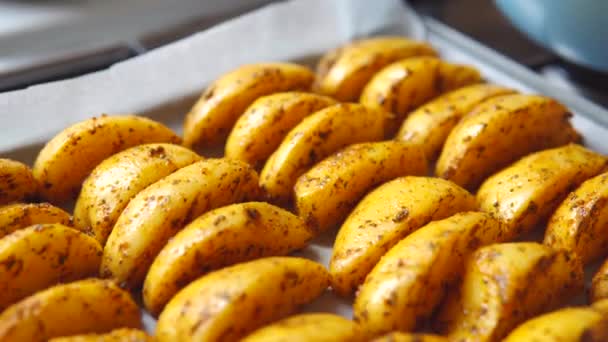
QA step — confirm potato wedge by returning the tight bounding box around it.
[156,257,329,342]
[436,94,581,190]
[260,103,389,203]
[314,36,437,101]
[372,333,447,342]
[143,202,313,316]
[33,115,180,203]
[330,176,476,297]
[49,329,153,342]
[442,242,583,342]
[241,313,363,342]
[395,84,515,160]
[73,143,201,245]
[0,158,38,205]
[544,172,608,264]
[0,223,102,310]
[0,279,141,342]
[295,141,428,233]
[101,158,260,289]
[503,306,608,342]
[359,57,481,134]
[354,212,504,335]
[0,202,71,239]
[183,63,314,149]
[225,92,336,169]
[591,258,608,302]
[478,144,606,239]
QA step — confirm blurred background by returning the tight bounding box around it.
[1,0,606,107]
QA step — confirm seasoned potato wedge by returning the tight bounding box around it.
[503,306,608,342]
[225,92,336,169]
[330,176,477,297]
[441,242,583,342]
[544,172,608,264]
[33,115,180,202]
[359,57,481,134]
[354,212,504,335]
[156,257,329,342]
[143,202,313,316]
[260,103,389,203]
[0,202,71,238]
[372,333,447,342]
[396,84,515,160]
[183,63,314,149]
[241,313,363,342]
[436,94,581,190]
[591,258,608,302]
[101,158,260,289]
[73,143,201,244]
[49,329,153,342]
[295,141,427,232]
[0,224,102,310]
[314,36,437,101]
[478,144,606,239]
[0,279,141,342]
[0,158,38,205]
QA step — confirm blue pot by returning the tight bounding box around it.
[495,0,608,72]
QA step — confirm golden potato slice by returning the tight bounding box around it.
[260,103,389,203]
[359,57,481,134]
[143,202,313,316]
[395,84,515,160]
[49,329,153,342]
[0,158,38,205]
[0,279,141,342]
[314,36,437,101]
[183,63,314,149]
[0,202,71,239]
[73,143,201,245]
[0,223,101,310]
[544,172,608,264]
[241,313,364,342]
[371,333,447,342]
[442,242,583,342]
[354,212,504,335]
[294,141,427,233]
[33,115,180,203]
[225,92,336,169]
[101,158,260,289]
[330,176,476,297]
[436,94,581,190]
[591,258,608,302]
[156,257,329,342]
[478,144,606,239]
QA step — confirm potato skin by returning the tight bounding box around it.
[354,212,504,335]
[0,158,38,205]
[0,279,141,342]
[225,92,336,169]
[156,257,329,342]
[396,84,515,160]
[260,103,389,203]
[143,202,313,316]
[0,224,102,310]
[371,333,447,342]
[436,94,581,190]
[101,158,260,289]
[330,176,477,297]
[241,313,364,342]
[183,63,314,149]
[544,171,608,264]
[0,202,71,239]
[442,242,583,342]
[314,36,437,101]
[73,143,201,245]
[359,57,481,135]
[478,144,606,239]
[591,258,608,302]
[295,141,428,233]
[33,115,180,203]
[49,329,153,342]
